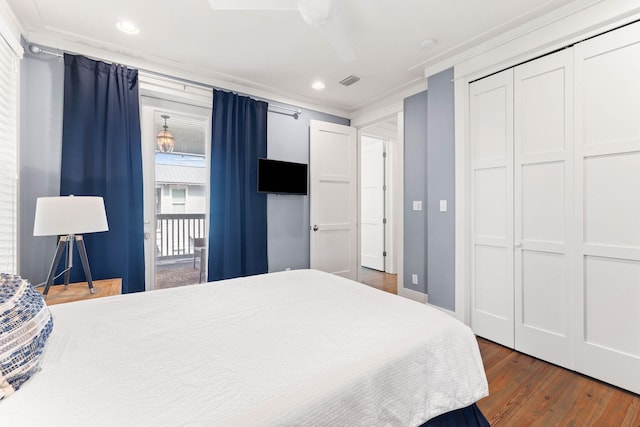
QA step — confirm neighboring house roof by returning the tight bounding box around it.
[156,164,206,185]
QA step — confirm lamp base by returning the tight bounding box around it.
[42,235,95,297]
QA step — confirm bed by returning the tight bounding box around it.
[1,269,489,426]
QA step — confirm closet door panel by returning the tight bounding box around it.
[521,250,565,334]
[474,167,507,237]
[469,69,514,348]
[514,49,574,369]
[584,256,640,357]
[581,44,640,147]
[575,21,640,394]
[584,153,640,247]
[521,162,565,243]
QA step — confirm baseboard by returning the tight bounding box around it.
[397,286,427,303]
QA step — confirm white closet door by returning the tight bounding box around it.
[469,69,515,348]
[513,49,574,369]
[574,22,640,394]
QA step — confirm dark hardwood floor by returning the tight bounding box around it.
[477,338,640,426]
[359,266,397,294]
[358,271,640,425]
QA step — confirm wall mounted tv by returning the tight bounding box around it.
[257,158,308,195]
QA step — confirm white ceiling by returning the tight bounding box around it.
[8,0,581,116]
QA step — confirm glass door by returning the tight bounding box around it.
[140,97,211,291]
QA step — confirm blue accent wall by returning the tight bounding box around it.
[19,55,64,284]
[426,68,455,310]
[402,68,455,308]
[403,90,428,293]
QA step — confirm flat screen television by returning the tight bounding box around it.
[257,158,308,195]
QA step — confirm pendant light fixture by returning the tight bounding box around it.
[156,114,175,153]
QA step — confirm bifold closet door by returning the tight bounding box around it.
[513,49,574,369]
[574,22,640,394]
[469,69,514,348]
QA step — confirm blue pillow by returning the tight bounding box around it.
[0,273,53,399]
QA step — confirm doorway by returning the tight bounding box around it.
[140,96,211,291]
[360,135,386,271]
[359,116,399,292]
[360,115,398,274]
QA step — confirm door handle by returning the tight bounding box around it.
[514,242,522,248]
[144,232,151,240]
[313,224,319,231]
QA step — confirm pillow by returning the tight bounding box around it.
[0,273,53,399]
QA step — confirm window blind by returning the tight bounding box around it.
[0,36,18,272]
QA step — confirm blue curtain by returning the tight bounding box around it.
[59,54,145,294]
[208,89,268,281]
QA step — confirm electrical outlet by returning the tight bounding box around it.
[285,267,291,271]
[412,201,422,211]
[412,274,418,285]
[439,200,447,212]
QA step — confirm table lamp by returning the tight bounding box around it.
[33,195,109,297]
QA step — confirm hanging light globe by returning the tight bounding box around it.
[156,114,174,153]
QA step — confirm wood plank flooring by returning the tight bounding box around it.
[359,267,397,294]
[477,338,640,426]
[358,271,640,424]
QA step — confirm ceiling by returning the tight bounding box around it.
[8,0,581,116]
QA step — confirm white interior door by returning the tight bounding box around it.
[360,136,385,271]
[469,69,515,348]
[514,49,574,369]
[310,120,358,280]
[573,22,640,394]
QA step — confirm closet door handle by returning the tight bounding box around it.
[514,242,522,248]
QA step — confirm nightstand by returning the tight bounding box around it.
[37,278,122,305]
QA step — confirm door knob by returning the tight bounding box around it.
[313,224,319,231]
[514,242,522,248]
[144,232,151,240]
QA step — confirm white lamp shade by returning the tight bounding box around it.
[33,196,109,236]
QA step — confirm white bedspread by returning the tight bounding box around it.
[0,269,488,426]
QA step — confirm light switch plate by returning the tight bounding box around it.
[412,201,422,211]
[439,200,447,212]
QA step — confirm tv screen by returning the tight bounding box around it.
[257,158,308,195]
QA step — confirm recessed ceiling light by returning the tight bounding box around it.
[312,80,326,90]
[116,20,140,35]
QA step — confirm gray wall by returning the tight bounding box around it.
[17,54,349,284]
[426,68,455,310]
[402,68,456,307]
[266,106,348,272]
[19,55,64,284]
[403,90,428,293]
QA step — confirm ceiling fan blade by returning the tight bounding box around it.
[208,0,297,11]
[321,18,357,63]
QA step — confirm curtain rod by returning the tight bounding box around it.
[28,45,63,57]
[27,44,303,119]
[268,106,302,119]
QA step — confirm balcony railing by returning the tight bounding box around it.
[156,213,206,259]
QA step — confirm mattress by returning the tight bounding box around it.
[0,269,488,426]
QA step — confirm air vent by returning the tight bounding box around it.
[339,74,361,87]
